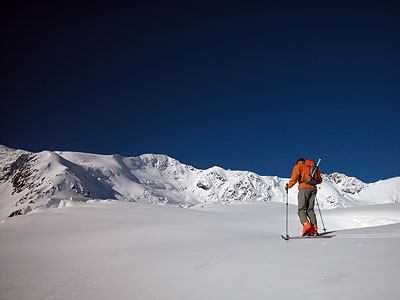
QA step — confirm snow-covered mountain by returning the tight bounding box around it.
[1,145,399,219]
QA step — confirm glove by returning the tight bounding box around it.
[285,184,289,190]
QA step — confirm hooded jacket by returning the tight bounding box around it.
[287,161,322,190]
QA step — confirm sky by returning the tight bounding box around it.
[1,1,399,183]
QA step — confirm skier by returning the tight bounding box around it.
[285,158,322,236]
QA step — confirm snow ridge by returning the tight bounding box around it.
[1,145,399,218]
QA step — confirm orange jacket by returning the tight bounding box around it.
[287,161,321,190]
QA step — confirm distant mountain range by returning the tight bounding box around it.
[1,145,399,219]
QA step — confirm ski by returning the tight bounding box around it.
[281,234,335,240]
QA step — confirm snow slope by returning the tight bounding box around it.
[1,145,399,219]
[1,201,400,300]
[1,145,400,299]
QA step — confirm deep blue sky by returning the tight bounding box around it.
[2,1,399,183]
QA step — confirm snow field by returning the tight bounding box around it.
[1,201,400,300]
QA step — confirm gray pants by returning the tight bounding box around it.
[297,188,317,225]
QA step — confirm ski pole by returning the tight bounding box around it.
[285,186,289,238]
[315,196,327,233]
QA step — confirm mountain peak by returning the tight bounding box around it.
[1,145,399,219]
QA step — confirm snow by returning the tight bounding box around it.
[1,145,399,219]
[1,145,400,299]
[1,200,400,300]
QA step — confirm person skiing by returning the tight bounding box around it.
[285,158,322,236]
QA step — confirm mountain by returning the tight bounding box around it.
[1,145,399,219]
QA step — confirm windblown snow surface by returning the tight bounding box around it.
[1,200,400,300]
